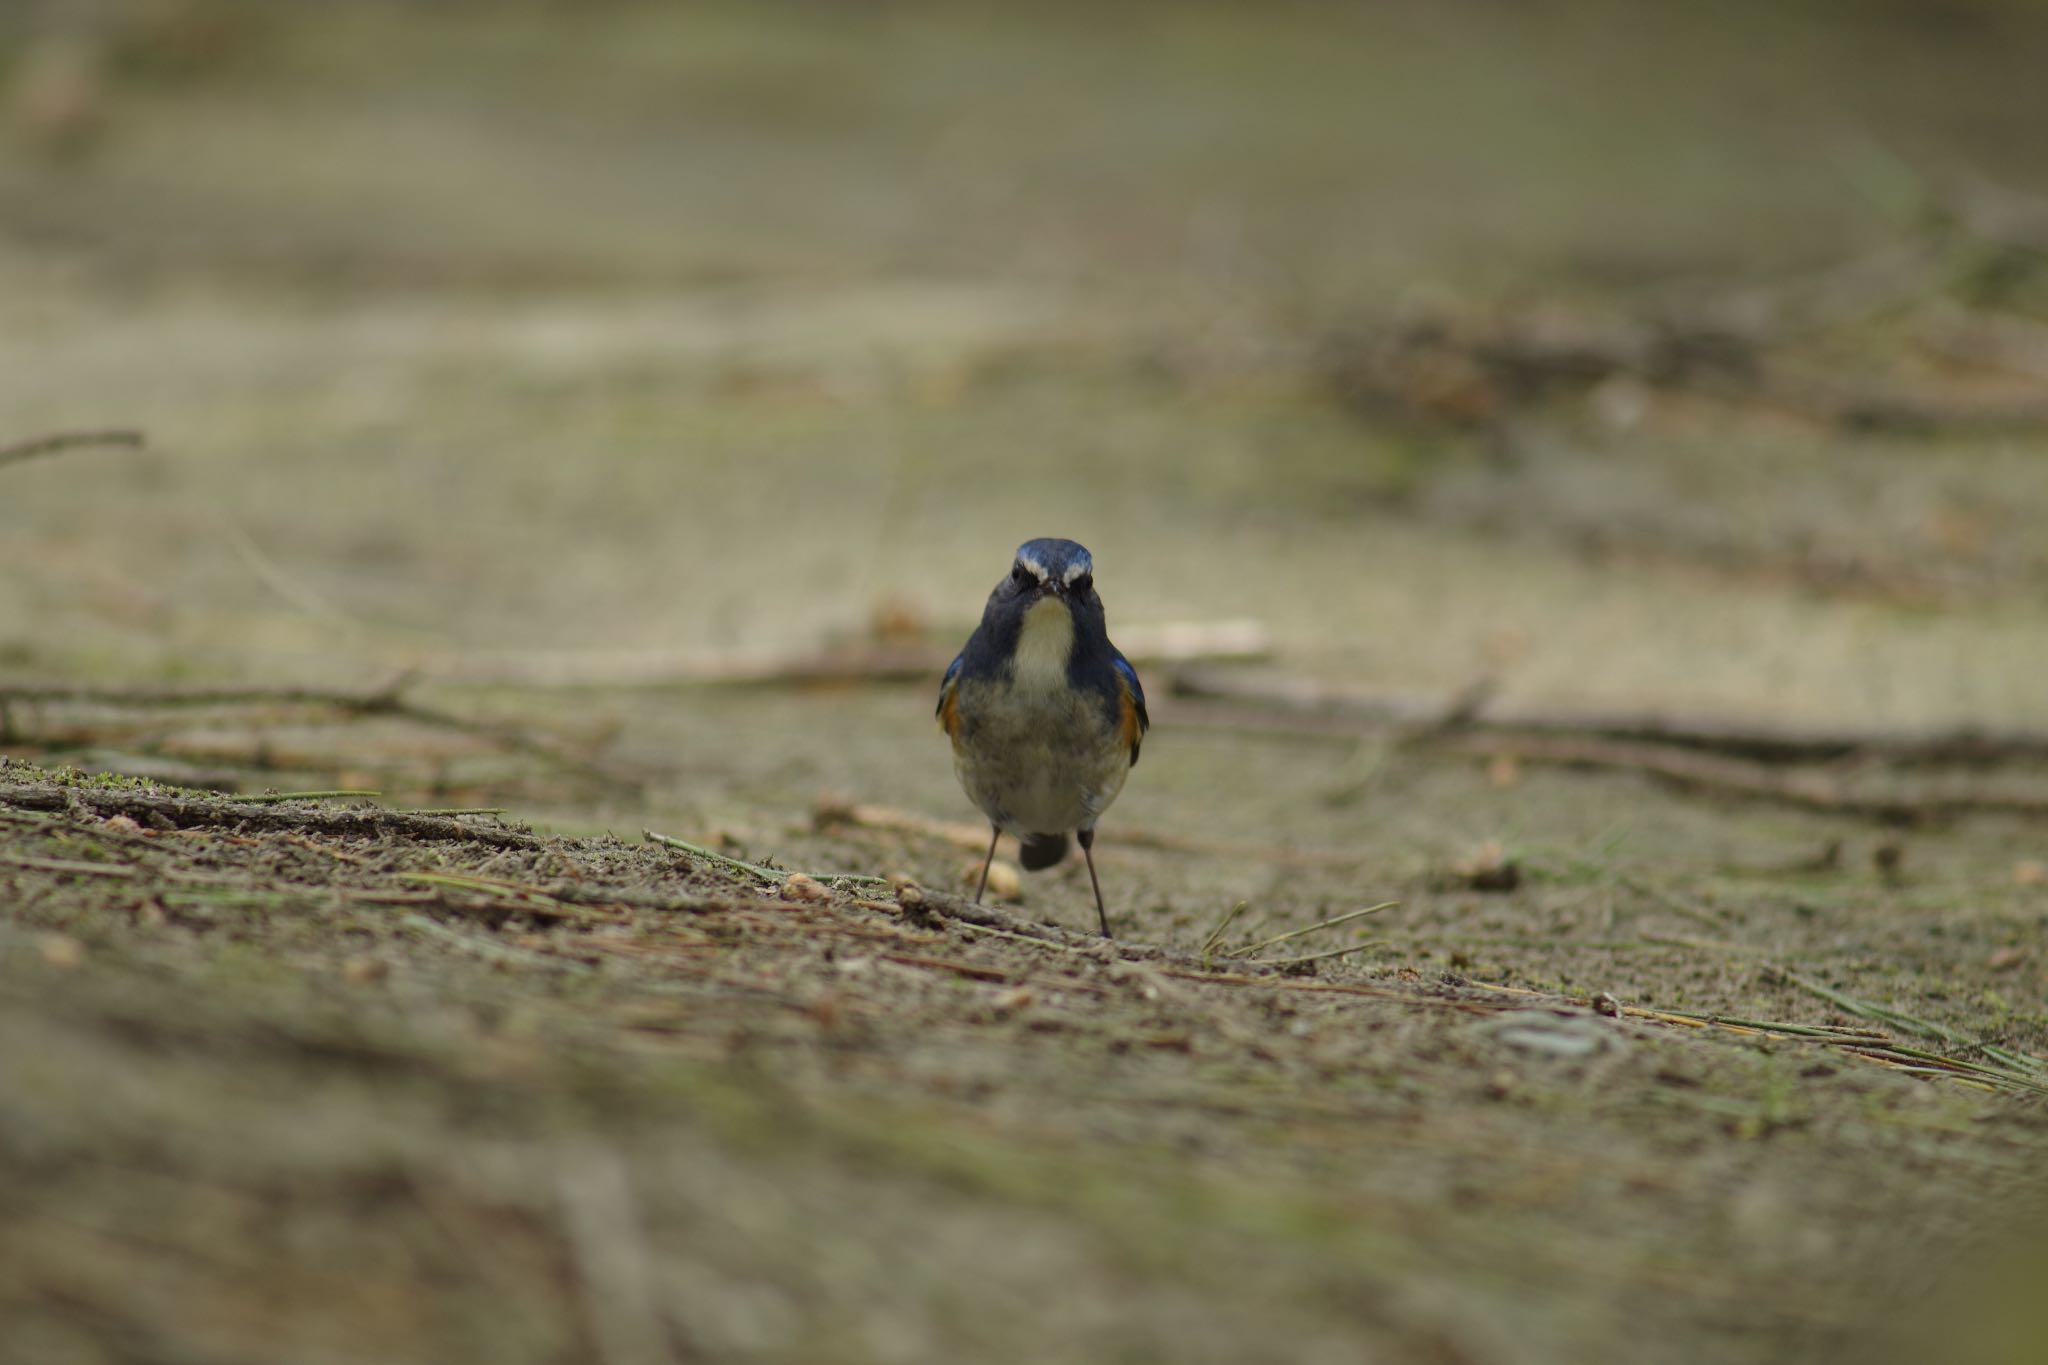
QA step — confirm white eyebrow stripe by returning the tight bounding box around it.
[1062,558,1090,584]
[1017,553,1049,580]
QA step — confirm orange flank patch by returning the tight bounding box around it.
[1117,679,1143,761]
[940,684,963,741]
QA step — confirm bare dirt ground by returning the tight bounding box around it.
[4,758,2046,1365]
[6,3,2048,1362]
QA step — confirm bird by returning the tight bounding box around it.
[936,537,1148,937]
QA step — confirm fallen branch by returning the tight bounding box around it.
[895,885,1084,947]
[0,678,641,790]
[0,780,542,850]
[1318,240,2048,438]
[0,681,411,709]
[0,428,144,470]
[812,797,1005,852]
[424,619,1270,689]
[1170,667,2048,766]
[1433,733,2048,822]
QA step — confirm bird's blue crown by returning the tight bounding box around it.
[1014,538,1092,586]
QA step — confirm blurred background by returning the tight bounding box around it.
[5,0,2048,815]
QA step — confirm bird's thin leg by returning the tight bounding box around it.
[974,826,1000,904]
[1077,828,1111,938]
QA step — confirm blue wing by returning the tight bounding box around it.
[1111,650,1149,764]
[936,652,965,736]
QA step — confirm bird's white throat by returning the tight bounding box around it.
[1009,596,1075,693]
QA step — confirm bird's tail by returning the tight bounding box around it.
[1018,832,1070,871]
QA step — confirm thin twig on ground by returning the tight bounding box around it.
[1169,667,2048,766]
[1198,900,1249,957]
[239,790,383,804]
[0,429,145,470]
[643,829,892,887]
[0,679,641,791]
[1457,977,2048,1097]
[0,780,542,851]
[879,952,1014,983]
[1768,966,2048,1079]
[1226,902,1395,959]
[425,619,1270,689]
[1435,733,2048,821]
[1249,941,1384,969]
[812,797,991,851]
[0,852,138,878]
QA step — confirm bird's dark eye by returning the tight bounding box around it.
[1010,563,1034,586]
[1072,573,1093,595]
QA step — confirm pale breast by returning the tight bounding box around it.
[950,665,1130,836]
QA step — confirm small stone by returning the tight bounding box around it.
[1484,1010,1618,1059]
[339,956,388,985]
[38,934,85,970]
[102,814,145,836]
[970,859,1022,902]
[780,873,830,903]
[990,986,1035,1015]
[1988,946,2028,971]
[1593,992,1623,1017]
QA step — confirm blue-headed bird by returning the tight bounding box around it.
[936,538,1148,937]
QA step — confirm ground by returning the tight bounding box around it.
[5,761,2046,1364]
[4,3,2048,1363]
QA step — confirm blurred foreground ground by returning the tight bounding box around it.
[4,3,2048,1362]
